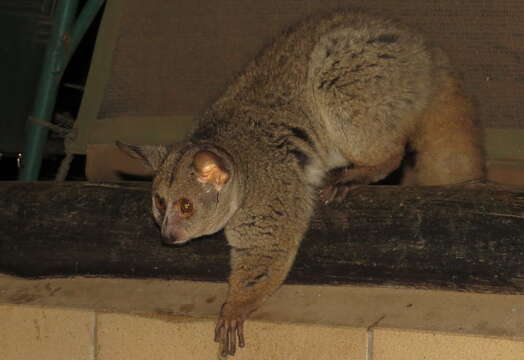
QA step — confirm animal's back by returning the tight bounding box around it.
[210,12,482,189]
[306,13,437,164]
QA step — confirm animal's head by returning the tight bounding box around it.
[117,142,241,244]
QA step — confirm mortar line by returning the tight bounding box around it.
[366,328,374,360]
[366,315,386,360]
[93,311,98,360]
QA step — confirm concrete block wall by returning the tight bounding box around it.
[1,276,523,359]
[2,304,524,359]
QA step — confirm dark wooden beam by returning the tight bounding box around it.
[0,181,523,294]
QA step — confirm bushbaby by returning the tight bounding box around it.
[119,11,484,356]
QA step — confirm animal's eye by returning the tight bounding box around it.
[178,198,194,217]
[154,194,166,213]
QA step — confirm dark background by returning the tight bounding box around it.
[0,0,102,181]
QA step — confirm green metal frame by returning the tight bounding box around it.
[19,0,106,181]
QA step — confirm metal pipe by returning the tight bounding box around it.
[66,0,106,68]
[19,0,79,181]
[19,0,106,181]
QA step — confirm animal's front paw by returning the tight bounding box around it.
[215,302,252,356]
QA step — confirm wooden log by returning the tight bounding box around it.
[0,181,523,294]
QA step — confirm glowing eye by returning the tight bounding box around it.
[154,194,166,213]
[178,198,194,217]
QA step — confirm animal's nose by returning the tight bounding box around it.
[161,226,176,244]
[161,232,177,245]
[161,225,189,245]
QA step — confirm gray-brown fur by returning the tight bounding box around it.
[119,11,484,356]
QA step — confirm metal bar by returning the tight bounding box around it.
[19,0,79,181]
[65,0,106,67]
[19,0,106,181]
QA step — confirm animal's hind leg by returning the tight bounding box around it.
[403,77,484,185]
[321,151,404,203]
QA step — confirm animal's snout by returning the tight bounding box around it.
[161,224,190,245]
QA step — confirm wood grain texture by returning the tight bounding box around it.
[0,182,523,294]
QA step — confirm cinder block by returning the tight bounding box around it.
[97,313,215,359]
[97,312,366,360]
[373,328,524,360]
[0,304,94,360]
[234,321,366,360]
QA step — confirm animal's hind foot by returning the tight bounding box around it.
[320,182,363,204]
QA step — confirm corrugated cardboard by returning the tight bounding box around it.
[98,0,524,128]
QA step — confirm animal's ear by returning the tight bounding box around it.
[116,141,171,171]
[193,150,230,191]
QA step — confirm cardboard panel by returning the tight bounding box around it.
[98,0,524,128]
